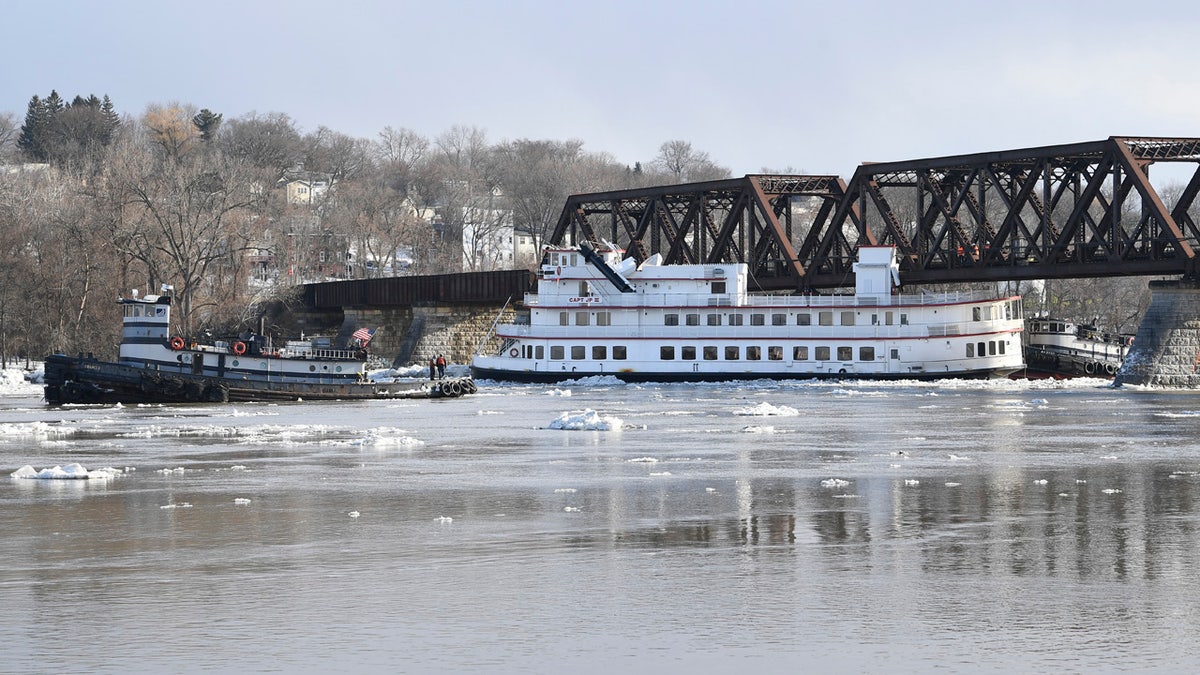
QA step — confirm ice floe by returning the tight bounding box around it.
[732,402,800,416]
[11,463,122,480]
[548,409,623,430]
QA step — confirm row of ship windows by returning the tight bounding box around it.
[555,302,1019,327]
[521,340,1006,362]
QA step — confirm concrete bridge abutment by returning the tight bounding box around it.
[1115,279,1200,387]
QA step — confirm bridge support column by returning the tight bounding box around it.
[1115,279,1200,387]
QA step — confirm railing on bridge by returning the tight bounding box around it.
[550,137,1200,290]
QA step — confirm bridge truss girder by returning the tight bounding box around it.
[549,137,1200,290]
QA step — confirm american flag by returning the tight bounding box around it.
[352,328,375,345]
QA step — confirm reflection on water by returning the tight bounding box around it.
[3,380,1200,672]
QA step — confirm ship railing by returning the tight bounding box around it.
[521,289,1008,309]
[278,347,363,361]
[493,318,1023,341]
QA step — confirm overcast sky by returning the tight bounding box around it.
[5,0,1200,179]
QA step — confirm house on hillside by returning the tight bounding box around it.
[278,167,333,205]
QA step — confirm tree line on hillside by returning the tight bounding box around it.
[0,92,1160,366]
[0,92,733,363]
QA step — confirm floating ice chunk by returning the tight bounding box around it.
[160,503,192,509]
[705,487,717,493]
[563,506,580,512]
[437,516,453,523]
[627,457,658,463]
[348,511,361,518]
[553,488,577,493]
[649,471,672,477]
[1034,479,1048,485]
[821,478,850,488]
[904,479,920,486]
[948,454,969,461]
[1102,488,1123,494]
[11,463,116,479]
[549,409,623,430]
[234,498,252,505]
[732,402,800,417]
[741,425,776,434]
[945,482,962,487]
[546,388,572,397]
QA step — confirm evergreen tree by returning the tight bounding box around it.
[100,95,120,142]
[16,95,49,161]
[192,108,223,143]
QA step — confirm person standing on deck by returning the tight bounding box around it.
[436,354,446,379]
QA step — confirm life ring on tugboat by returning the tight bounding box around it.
[170,336,185,351]
[509,348,519,357]
[232,341,247,355]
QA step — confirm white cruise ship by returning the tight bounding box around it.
[471,243,1025,383]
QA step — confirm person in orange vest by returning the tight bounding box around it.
[436,354,447,379]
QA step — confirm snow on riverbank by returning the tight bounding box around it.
[0,364,43,397]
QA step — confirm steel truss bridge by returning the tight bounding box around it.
[549,137,1200,291]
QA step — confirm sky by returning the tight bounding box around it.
[5,0,1200,180]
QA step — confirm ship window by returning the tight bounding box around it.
[660,346,675,360]
[750,313,765,326]
[978,341,985,356]
[797,313,811,326]
[613,346,627,360]
[682,346,696,360]
[551,346,564,360]
[686,314,700,326]
[728,314,743,326]
[725,346,739,360]
[967,343,975,357]
[859,347,874,361]
[580,281,591,297]
[712,281,726,294]
[665,313,679,326]
[571,345,585,359]
[815,346,831,360]
[837,346,853,360]
[704,346,718,360]
[707,314,722,326]
[794,346,809,360]
[819,312,833,326]
[575,312,590,326]
[840,312,855,326]
[772,313,787,326]
[592,346,606,360]
[900,314,909,325]
[747,346,761,360]
[885,311,894,326]
[536,346,545,359]
[973,307,982,321]
[989,341,996,356]
[998,341,1005,354]
[768,346,782,360]
[596,312,611,326]
[890,348,899,359]
[871,314,878,325]
[559,312,569,326]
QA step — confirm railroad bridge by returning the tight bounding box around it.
[306,137,1200,386]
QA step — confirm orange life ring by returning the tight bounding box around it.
[232,341,247,355]
[509,348,519,357]
[170,336,185,350]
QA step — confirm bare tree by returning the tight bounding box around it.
[651,140,731,183]
[99,134,267,335]
[218,112,304,180]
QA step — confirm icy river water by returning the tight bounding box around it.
[4,374,1200,673]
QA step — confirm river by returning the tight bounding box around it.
[2,375,1199,673]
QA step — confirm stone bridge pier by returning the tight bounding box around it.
[1115,280,1200,387]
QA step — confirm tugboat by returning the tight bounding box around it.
[1019,316,1130,379]
[471,243,1025,383]
[43,289,475,404]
